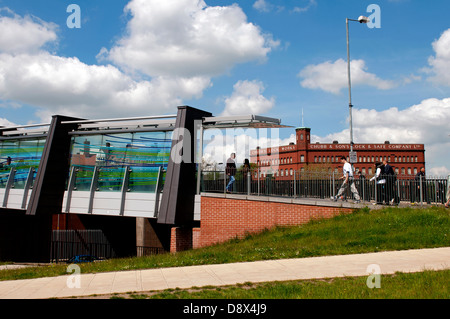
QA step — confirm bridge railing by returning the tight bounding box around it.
[62,164,166,218]
[200,169,449,206]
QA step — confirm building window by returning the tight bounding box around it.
[301,155,304,163]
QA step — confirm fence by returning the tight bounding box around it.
[201,169,449,205]
[50,229,116,263]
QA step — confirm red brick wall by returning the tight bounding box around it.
[196,196,353,249]
[170,227,192,253]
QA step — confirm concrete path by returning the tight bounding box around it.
[0,247,448,299]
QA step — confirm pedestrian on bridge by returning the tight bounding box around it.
[333,156,361,204]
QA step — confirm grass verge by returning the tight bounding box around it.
[110,269,449,299]
[0,206,449,282]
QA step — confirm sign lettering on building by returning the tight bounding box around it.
[308,144,424,151]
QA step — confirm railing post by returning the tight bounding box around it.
[293,170,296,198]
[88,166,99,214]
[65,166,77,213]
[419,176,423,206]
[154,166,164,218]
[21,167,35,209]
[332,171,335,199]
[119,166,131,216]
[2,168,15,208]
[224,169,226,194]
[196,124,204,195]
[247,171,250,195]
[257,168,260,196]
[397,179,400,205]
[374,178,377,204]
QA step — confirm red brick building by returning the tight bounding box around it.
[250,127,425,179]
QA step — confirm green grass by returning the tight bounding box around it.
[126,269,449,299]
[0,206,449,282]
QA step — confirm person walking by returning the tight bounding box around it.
[370,162,385,205]
[225,153,236,193]
[333,156,361,204]
[383,159,398,205]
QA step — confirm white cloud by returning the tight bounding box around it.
[292,0,317,13]
[103,0,278,78]
[0,117,16,127]
[313,97,450,176]
[0,52,211,121]
[253,0,272,13]
[0,8,57,54]
[298,58,396,94]
[220,80,275,116]
[427,28,450,86]
[0,3,276,123]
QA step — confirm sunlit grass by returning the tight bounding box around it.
[144,269,450,299]
[0,206,448,282]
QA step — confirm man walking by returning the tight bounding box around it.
[333,156,361,203]
[226,152,236,193]
[383,159,398,205]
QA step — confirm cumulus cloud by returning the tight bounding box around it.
[427,28,450,86]
[313,97,450,175]
[102,0,278,78]
[0,8,58,54]
[298,58,396,94]
[0,2,277,122]
[220,80,275,116]
[0,52,212,121]
[0,117,16,127]
[253,0,272,13]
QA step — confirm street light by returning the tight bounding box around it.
[346,15,369,162]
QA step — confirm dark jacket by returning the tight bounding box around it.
[226,159,236,176]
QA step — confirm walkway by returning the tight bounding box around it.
[0,247,448,299]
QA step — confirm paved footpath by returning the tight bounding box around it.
[0,247,449,299]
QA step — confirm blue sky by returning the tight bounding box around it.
[0,0,449,175]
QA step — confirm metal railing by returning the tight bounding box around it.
[51,229,116,263]
[200,169,449,205]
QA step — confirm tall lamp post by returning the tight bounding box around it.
[346,15,369,162]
